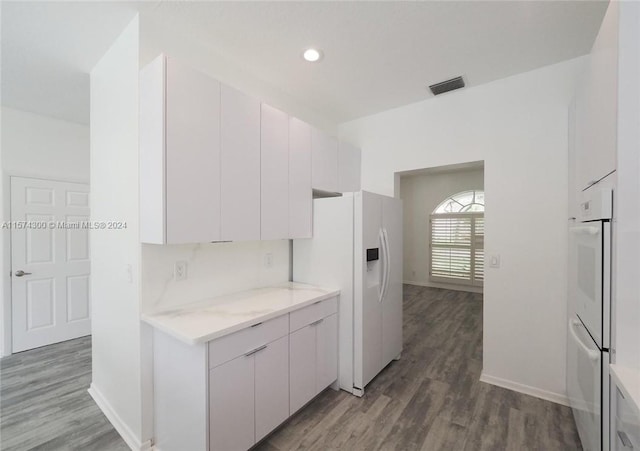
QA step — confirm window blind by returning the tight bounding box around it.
[430,213,484,286]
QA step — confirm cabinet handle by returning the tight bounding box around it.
[310,319,324,327]
[244,344,267,357]
[313,300,322,305]
[250,322,263,328]
[618,430,634,448]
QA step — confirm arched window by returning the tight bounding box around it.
[430,190,484,286]
[433,190,485,213]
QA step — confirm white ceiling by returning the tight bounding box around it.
[2,1,608,126]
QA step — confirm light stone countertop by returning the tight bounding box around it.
[141,282,340,345]
[611,364,640,418]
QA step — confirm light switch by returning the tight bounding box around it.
[489,255,501,268]
[264,253,274,268]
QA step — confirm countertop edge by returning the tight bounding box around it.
[610,364,640,418]
[141,289,340,345]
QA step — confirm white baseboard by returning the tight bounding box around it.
[479,372,570,407]
[403,280,483,294]
[88,383,153,451]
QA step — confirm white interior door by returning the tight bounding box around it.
[10,177,91,353]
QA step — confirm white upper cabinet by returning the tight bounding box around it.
[311,128,339,193]
[221,84,261,241]
[338,141,361,193]
[261,104,289,240]
[289,117,312,239]
[140,55,221,244]
[140,55,357,243]
[574,1,618,190]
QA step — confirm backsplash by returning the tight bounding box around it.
[141,240,290,313]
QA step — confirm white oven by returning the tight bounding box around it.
[567,186,612,451]
[571,220,611,350]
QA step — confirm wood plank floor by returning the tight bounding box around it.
[256,285,582,451]
[1,336,128,451]
[0,285,581,450]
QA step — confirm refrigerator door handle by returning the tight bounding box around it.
[379,229,388,302]
[382,228,391,302]
[569,319,599,361]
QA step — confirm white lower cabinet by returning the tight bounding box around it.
[289,312,338,414]
[290,324,317,413]
[209,354,255,451]
[153,297,338,451]
[255,335,290,442]
[316,314,338,392]
[209,335,289,451]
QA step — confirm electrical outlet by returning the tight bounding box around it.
[174,261,188,281]
[411,270,416,278]
[264,252,274,268]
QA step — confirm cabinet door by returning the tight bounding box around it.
[289,117,312,239]
[166,57,221,244]
[311,128,339,193]
[140,55,166,244]
[289,325,317,414]
[221,84,261,241]
[575,1,618,190]
[255,336,290,442]
[261,104,289,240]
[315,313,338,393]
[209,355,255,451]
[338,142,361,193]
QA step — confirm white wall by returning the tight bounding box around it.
[141,241,290,314]
[2,107,89,181]
[89,16,148,450]
[340,57,587,404]
[400,168,484,290]
[0,107,89,355]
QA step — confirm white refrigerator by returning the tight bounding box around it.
[293,191,403,396]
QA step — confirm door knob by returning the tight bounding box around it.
[14,270,32,277]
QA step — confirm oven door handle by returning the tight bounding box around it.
[569,319,599,361]
[570,226,600,236]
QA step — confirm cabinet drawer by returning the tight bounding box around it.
[289,297,338,332]
[209,315,288,368]
[616,387,640,449]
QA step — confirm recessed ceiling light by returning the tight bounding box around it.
[303,48,323,62]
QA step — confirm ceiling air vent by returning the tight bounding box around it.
[429,76,465,96]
